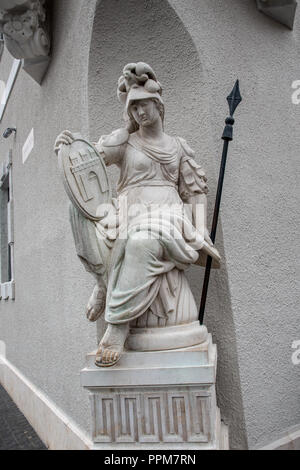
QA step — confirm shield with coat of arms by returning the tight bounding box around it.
[58,136,111,221]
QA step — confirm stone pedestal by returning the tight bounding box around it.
[81,334,229,450]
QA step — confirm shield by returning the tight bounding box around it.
[58,137,111,221]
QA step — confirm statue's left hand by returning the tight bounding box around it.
[54,130,76,155]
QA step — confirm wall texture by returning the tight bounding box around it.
[0,0,299,450]
[167,0,300,449]
[0,0,99,438]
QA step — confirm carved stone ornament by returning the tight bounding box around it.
[81,338,229,449]
[58,137,112,221]
[0,0,50,83]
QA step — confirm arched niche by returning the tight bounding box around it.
[87,0,209,324]
[88,0,210,166]
[87,0,217,295]
[87,0,246,449]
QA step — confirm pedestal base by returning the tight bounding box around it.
[126,321,208,351]
[81,334,229,450]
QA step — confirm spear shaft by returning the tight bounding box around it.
[199,80,242,325]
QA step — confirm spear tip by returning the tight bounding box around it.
[227,79,242,117]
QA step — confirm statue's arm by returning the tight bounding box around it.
[178,138,212,245]
[54,128,128,168]
[184,193,212,246]
[93,128,129,167]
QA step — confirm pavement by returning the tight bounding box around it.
[0,385,47,450]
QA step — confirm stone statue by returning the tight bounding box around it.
[54,62,220,368]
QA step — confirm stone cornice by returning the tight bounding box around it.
[0,0,50,83]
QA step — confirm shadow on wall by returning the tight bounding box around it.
[88,0,248,449]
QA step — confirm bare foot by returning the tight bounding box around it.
[95,323,129,367]
[86,283,106,322]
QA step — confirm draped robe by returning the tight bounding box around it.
[70,131,210,325]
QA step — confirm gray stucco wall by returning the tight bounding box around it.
[0,0,99,438]
[0,0,299,450]
[166,0,300,449]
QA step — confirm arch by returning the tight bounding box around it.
[88,0,207,149]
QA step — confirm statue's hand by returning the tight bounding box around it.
[54,130,75,155]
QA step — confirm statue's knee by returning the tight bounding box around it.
[127,231,162,258]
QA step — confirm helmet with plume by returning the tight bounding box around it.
[117,62,163,114]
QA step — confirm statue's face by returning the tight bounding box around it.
[129,99,160,127]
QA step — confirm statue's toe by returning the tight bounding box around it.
[95,347,121,368]
[86,285,106,322]
[86,305,100,322]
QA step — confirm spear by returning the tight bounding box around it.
[199,80,242,325]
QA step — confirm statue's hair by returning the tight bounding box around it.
[125,98,165,134]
